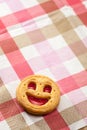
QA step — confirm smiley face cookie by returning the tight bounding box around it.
[16,75,60,115]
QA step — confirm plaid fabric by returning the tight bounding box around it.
[0,0,87,130]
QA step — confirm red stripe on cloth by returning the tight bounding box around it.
[0,20,7,35]
[0,20,6,31]
[1,1,86,27]
[79,12,87,26]
[69,2,87,26]
[1,38,33,79]
[27,5,45,18]
[41,1,58,13]
[72,70,87,87]
[1,38,18,53]
[58,70,87,94]
[67,0,80,5]
[0,112,4,121]
[14,9,32,23]
[72,3,87,15]
[0,99,22,119]
[0,1,58,28]
[53,0,68,8]
[1,14,18,27]
[44,110,69,130]
[58,76,79,94]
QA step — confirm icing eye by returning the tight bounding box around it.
[43,85,52,93]
[28,82,36,90]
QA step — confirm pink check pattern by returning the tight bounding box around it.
[0,0,87,130]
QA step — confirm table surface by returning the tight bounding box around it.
[0,0,87,130]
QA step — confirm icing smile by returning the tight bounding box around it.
[27,95,48,106]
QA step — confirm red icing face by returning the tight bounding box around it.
[27,82,52,106]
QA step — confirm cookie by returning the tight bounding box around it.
[16,75,60,115]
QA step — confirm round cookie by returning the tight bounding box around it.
[16,75,60,115]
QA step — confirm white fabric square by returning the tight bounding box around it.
[0,55,11,69]
[0,120,10,130]
[20,0,39,8]
[81,86,87,97]
[64,58,84,75]
[58,94,73,112]
[75,25,87,39]
[60,6,76,17]
[21,45,40,60]
[36,68,56,81]
[6,80,20,98]
[0,2,12,17]
[83,1,87,8]
[7,24,25,37]
[22,112,43,125]
[48,35,67,50]
[69,119,87,130]
[34,14,52,28]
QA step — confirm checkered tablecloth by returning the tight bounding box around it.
[0,0,87,130]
